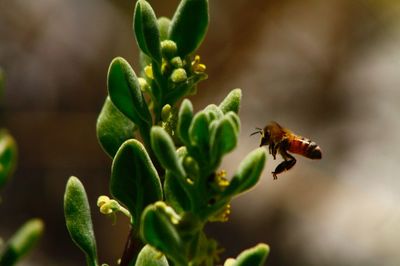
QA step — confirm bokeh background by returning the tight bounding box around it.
[1,0,400,265]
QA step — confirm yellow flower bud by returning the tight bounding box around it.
[161,40,178,59]
[161,104,172,121]
[171,68,187,83]
[144,65,153,79]
[97,195,110,207]
[216,170,229,188]
[100,204,113,215]
[191,55,207,73]
[170,56,183,68]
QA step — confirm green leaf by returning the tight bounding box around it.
[64,176,98,266]
[141,202,187,265]
[139,51,152,72]
[134,0,162,62]
[111,139,162,227]
[169,0,209,56]
[0,219,44,266]
[96,97,136,158]
[164,171,191,214]
[188,112,209,153]
[150,126,185,179]
[107,57,152,127]
[164,147,192,213]
[204,104,224,122]
[224,148,266,197]
[158,17,171,41]
[224,111,240,133]
[0,130,17,189]
[135,245,169,266]
[219,88,242,114]
[233,243,269,266]
[210,117,237,164]
[181,155,199,181]
[177,99,193,145]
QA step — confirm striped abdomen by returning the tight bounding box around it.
[288,137,322,159]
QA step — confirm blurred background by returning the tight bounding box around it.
[1,0,400,265]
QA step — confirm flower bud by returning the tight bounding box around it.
[161,40,178,59]
[99,204,113,215]
[97,195,110,207]
[144,65,153,79]
[170,56,183,68]
[171,68,187,83]
[191,55,206,73]
[161,104,172,122]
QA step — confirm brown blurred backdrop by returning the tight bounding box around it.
[1,0,400,265]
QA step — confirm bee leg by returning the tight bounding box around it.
[268,144,275,159]
[272,159,296,179]
[272,153,296,180]
[269,142,278,160]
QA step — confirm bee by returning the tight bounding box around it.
[251,121,322,179]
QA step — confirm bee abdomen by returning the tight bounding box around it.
[288,138,322,159]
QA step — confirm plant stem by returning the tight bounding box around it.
[119,228,144,266]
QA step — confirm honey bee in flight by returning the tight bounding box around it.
[251,122,322,179]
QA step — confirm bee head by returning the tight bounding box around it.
[250,127,270,147]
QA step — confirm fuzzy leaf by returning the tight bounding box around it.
[188,112,209,153]
[210,117,237,163]
[151,126,185,178]
[110,139,162,226]
[0,219,44,266]
[177,99,193,145]
[107,57,152,127]
[224,148,266,197]
[233,243,269,266]
[219,88,242,114]
[135,245,169,266]
[134,0,162,62]
[141,202,187,265]
[0,130,17,189]
[96,97,136,158]
[224,111,240,133]
[164,147,192,213]
[139,52,152,73]
[204,104,224,121]
[164,171,191,214]
[64,176,98,266]
[169,0,209,56]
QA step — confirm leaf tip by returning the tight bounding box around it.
[219,88,242,114]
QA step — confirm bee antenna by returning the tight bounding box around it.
[250,128,263,137]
